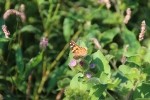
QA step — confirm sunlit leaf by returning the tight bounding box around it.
[127,55,142,66]
[100,72,110,84]
[103,12,123,24]
[70,73,84,89]
[119,65,131,75]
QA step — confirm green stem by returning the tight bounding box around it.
[35,0,47,31]
[35,28,82,99]
[46,2,60,34]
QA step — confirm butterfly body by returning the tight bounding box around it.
[70,40,87,59]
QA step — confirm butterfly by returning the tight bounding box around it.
[70,40,87,59]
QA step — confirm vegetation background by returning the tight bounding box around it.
[0,0,150,100]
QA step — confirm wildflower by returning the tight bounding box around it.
[19,4,25,12]
[90,63,96,69]
[139,20,146,41]
[104,0,111,9]
[121,45,129,64]
[98,0,104,3]
[68,59,77,68]
[0,94,3,100]
[3,9,26,22]
[2,25,10,38]
[98,0,111,9]
[19,4,26,22]
[39,37,48,49]
[86,72,92,78]
[19,12,26,22]
[123,8,131,24]
[3,9,19,19]
[79,60,84,66]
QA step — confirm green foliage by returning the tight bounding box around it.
[63,18,74,42]
[0,0,150,100]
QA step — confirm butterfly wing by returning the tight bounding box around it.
[70,40,87,59]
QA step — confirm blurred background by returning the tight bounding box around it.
[0,0,150,100]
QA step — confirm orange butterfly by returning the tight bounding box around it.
[70,40,87,59]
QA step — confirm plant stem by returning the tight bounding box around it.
[35,27,82,100]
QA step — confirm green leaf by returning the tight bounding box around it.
[107,78,121,89]
[37,0,45,5]
[100,27,120,46]
[87,77,100,89]
[133,83,150,98]
[143,63,150,74]
[121,27,140,54]
[70,73,84,89]
[91,50,110,74]
[100,72,110,84]
[15,44,24,73]
[127,55,142,66]
[24,52,43,78]
[119,65,131,75]
[105,54,115,62]
[19,25,41,34]
[15,53,43,91]
[0,38,10,42]
[144,50,150,63]
[57,78,70,88]
[89,84,107,99]
[47,65,67,92]
[103,12,123,25]
[63,18,74,42]
[119,65,141,81]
